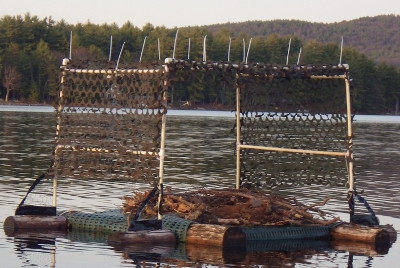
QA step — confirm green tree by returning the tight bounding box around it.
[343,47,380,114]
[3,42,20,64]
[88,45,106,60]
[265,34,285,64]
[376,62,400,114]
[33,39,58,101]
[212,28,235,61]
[28,82,39,102]
[302,40,326,64]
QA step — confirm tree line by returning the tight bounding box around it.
[0,14,399,114]
[205,15,400,67]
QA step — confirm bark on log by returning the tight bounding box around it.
[330,223,390,245]
[3,216,67,231]
[108,229,177,245]
[185,223,246,247]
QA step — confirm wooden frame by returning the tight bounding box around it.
[234,74,354,193]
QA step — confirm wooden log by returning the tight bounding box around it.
[3,215,67,231]
[378,224,397,243]
[108,229,177,245]
[185,223,246,247]
[330,223,390,244]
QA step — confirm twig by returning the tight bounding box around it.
[302,197,330,211]
[168,195,196,209]
[217,218,241,225]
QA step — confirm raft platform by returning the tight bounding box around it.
[4,209,395,254]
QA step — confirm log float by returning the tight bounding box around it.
[109,223,246,247]
[108,229,177,246]
[329,223,391,245]
[379,224,397,243]
[6,215,393,250]
[185,223,246,247]
[109,222,393,247]
[3,215,67,231]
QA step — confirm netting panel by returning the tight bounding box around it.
[48,60,167,182]
[237,75,351,188]
[23,179,54,206]
[164,60,351,189]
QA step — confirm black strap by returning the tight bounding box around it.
[15,174,56,216]
[347,190,355,222]
[349,190,379,226]
[354,191,379,225]
[132,184,159,221]
[128,184,163,231]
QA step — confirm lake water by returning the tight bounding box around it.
[0,105,400,267]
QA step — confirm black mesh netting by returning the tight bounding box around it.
[236,74,351,189]
[166,60,352,189]
[47,59,167,182]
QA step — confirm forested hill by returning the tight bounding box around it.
[0,14,399,115]
[202,15,400,66]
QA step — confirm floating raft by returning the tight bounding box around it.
[3,208,395,257]
[55,209,394,249]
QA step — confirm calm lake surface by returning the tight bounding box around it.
[0,105,400,267]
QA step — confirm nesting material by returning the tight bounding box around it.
[123,188,339,227]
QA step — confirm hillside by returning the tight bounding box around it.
[0,14,399,114]
[201,15,400,66]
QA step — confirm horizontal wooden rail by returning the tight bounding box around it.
[65,68,162,74]
[55,145,159,156]
[310,75,347,79]
[238,144,345,157]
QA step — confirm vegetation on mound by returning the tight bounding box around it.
[123,188,340,226]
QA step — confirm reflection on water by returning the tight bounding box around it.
[1,109,400,267]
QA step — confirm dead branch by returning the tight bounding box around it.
[123,188,339,227]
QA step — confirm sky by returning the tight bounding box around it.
[1,0,399,28]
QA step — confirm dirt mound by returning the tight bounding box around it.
[123,188,340,226]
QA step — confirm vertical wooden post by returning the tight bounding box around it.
[157,62,169,220]
[235,74,241,189]
[53,59,69,206]
[345,77,354,192]
[157,114,166,221]
[344,77,355,223]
